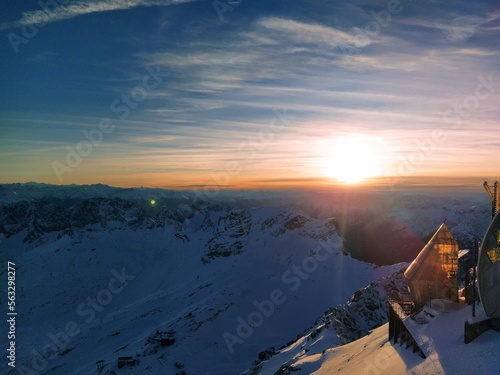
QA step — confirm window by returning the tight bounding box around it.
[486,229,500,264]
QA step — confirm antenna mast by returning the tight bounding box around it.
[483,181,500,219]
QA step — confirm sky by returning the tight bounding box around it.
[0,0,499,190]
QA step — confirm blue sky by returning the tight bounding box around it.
[0,0,499,189]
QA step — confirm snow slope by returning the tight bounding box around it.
[243,267,411,375]
[0,184,493,375]
[264,301,500,375]
[1,188,400,375]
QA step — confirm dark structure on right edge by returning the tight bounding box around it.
[478,181,500,319]
[465,181,500,343]
[477,204,500,318]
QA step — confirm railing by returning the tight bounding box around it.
[388,300,425,358]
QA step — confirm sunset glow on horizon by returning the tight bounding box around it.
[322,134,385,184]
[1,1,499,190]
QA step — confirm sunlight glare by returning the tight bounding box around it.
[323,135,383,184]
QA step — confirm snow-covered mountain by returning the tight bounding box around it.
[254,298,500,375]
[244,268,410,375]
[0,183,493,375]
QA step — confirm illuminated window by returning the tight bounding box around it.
[486,248,500,263]
[486,229,500,264]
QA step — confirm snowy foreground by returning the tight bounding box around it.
[0,184,496,374]
[262,301,500,375]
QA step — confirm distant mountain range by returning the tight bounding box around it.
[0,183,493,374]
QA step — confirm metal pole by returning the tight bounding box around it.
[494,181,499,218]
[472,240,477,318]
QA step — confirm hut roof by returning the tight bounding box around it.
[404,223,458,280]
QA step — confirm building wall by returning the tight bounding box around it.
[478,212,500,318]
[405,224,459,308]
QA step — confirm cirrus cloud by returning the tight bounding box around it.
[0,0,195,30]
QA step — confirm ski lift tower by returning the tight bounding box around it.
[483,181,500,219]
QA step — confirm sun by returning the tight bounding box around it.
[323,135,383,184]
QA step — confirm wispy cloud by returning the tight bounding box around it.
[453,48,498,56]
[443,16,484,42]
[2,1,499,188]
[395,10,500,43]
[25,51,59,62]
[256,17,371,49]
[0,0,195,30]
